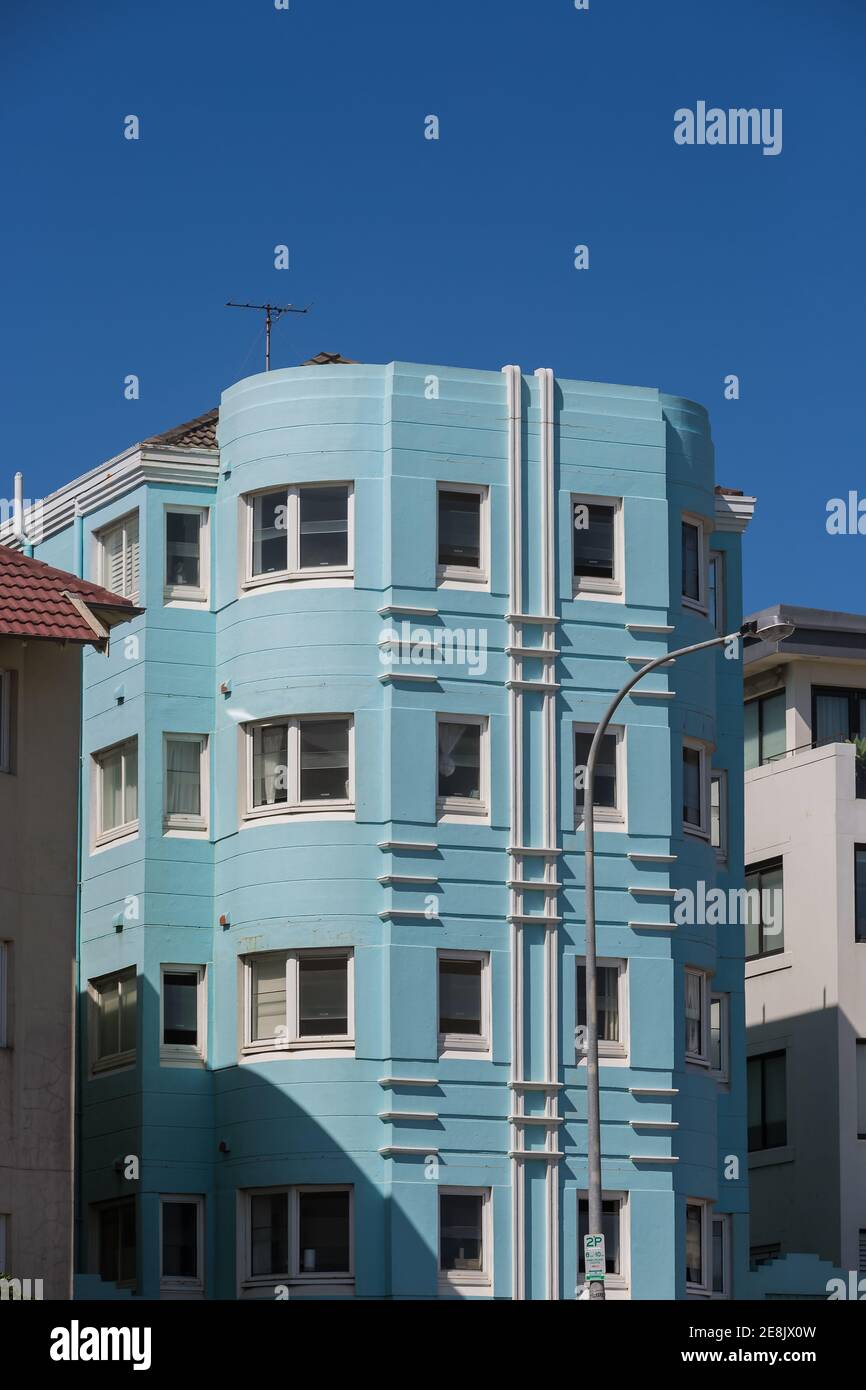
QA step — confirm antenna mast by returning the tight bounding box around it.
[226,301,311,371]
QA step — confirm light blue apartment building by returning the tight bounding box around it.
[21,357,754,1299]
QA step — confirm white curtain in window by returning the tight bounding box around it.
[254,725,287,805]
[437,721,466,779]
[166,739,201,816]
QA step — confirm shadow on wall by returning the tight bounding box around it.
[75,973,439,1300]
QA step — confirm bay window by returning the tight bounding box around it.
[160,965,206,1065]
[682,740,709,836]
[90,967,137,1074]
[681,517,706,609]
[246,483,352,583]
[245,715,353,816]
[98,512,140,602]
[242,1186,353,1292]
[94,737,138,844]
[164,734,208,832]
[244,949,354,1055]
[165,507,208,602]
[438,1188,491,1294]
[685,967,710,1065]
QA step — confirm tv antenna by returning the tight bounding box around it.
[226,301,311,371]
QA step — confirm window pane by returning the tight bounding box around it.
[165,739,201,818]
[573,503,614,580]
[710,776,721,849]
[100,749,123,833]
[119,1202,136,1285]
[438,721,481,800]
[298,957,348,1037]
[299,719,349,802]
[683,747,702,827]
[438,491,481,568]
[298,1191,350,1274]
[744,700,759,772]
[574,731,617,813]
[710,997,722,1072]
[163,972,198,1047]
[99,1206,120,1282]
[856,848,866,943]
[252,724,288,806]
[299,486,349,569]
[439,959,482,1035]
[251,1192,288,1277]
[578,1199,620,1274]
[441,1193,483,1271]
[577,964,619,1043]
[708,555,720,630]
[747,1057,762,1151]
[712,1219,725,1294]
[97,980,120,1058]
[682,522,700,601]
[760,865,784,953]
[162,1202,198,1279]
[764,1053,787,1148]
[856,1042,866,1137]
[252,957,287,1042]
[685,972,703,1057]
[814,691,851,747]
[252,491,288,576]
[760,691,786,764]
[166,512,201,588]
[119,975,137,1055]
[686,1203,703,1284]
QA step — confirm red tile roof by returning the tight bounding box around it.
[0,545,141,645]
[301,351,359,365]
[144,408,218,450]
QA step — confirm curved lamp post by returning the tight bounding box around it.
[582,613,794,1300]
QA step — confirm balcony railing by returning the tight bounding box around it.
[751,738,866,797]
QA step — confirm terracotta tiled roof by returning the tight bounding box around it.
[0,545,141,645]
[301,352,359,365]
[144,408,218,450]
[715,484,743,496]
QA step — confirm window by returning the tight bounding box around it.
[710,771,727,860]
[93,738,139,844]
[574,725,624,826]
[572,495,622,598]
[681,517,706,609]
[745,859,784,959]
[90,968,137,1074]
[0,1214,7,1275]
[710,993,729,1082]
[246,483,353,583]
[856,847,866,943]
[744,690,786,770]
[165,507,208,602]
[160,1196,204,1293]
[708,551,725,633]
[245,716,353,817]
[98,512,140,602]
[438,1189,491,1294]
[242,1186,353,1290]
[683,740,709,836]
[160,966,206,1066]
[437,485,488,585]
[0,669,12,773]
[856,1040,866,1138]
[438,952,490,1056]
[578,1194,627,1291]
[812,685,866,748]
[686,1199,710,1292]
[164,735,208,832]
[96,1201,136,1289]
[576,959,627,1060]
[748,1051,787,1151]
[244,950,354,1055]
[712,1214,731,1298]
[0,942,7,1049]
[437,715,488,818]
[685,968,710,1066]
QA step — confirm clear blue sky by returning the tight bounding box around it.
[2,0,864,612]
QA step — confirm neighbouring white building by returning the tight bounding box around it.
[744,604,866,1277]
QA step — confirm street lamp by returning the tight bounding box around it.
[581,615,794,1300]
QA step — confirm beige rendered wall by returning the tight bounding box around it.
[0,634,81,1299]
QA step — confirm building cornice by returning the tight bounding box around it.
[714,491,756,534]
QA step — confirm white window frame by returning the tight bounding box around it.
[710,769,727,861]
[163,734,209,835]
[159,1194,204,1296]
[164,505,209,605]
[436,482,490,589]
[573,722,627,831]
[237,1185,355,1295]
[710,992,730,1083]
[242,948,355,1058]
[97,510,140,602]
[88,967,137,1076]
[436,713,489,822]
[93,737,139,847]
[160,964,207,1067]
[709,550,725,634]
[711,1213,732,1299]
[437,950,491,1058]
[682,737,710,839]
[576,1190,630,1296]
[0,669,12,774]
[243,482,354,588]
[686,1198,712,1295]
[681,514,708,613]
[576,956,628,1063]
[571,493,624,601]
[243,715,354,820]
[438,1186,492,1296]
[685,967,711,1067]
[0,942,7,1049]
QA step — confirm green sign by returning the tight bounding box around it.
[583,1233,606,1282]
